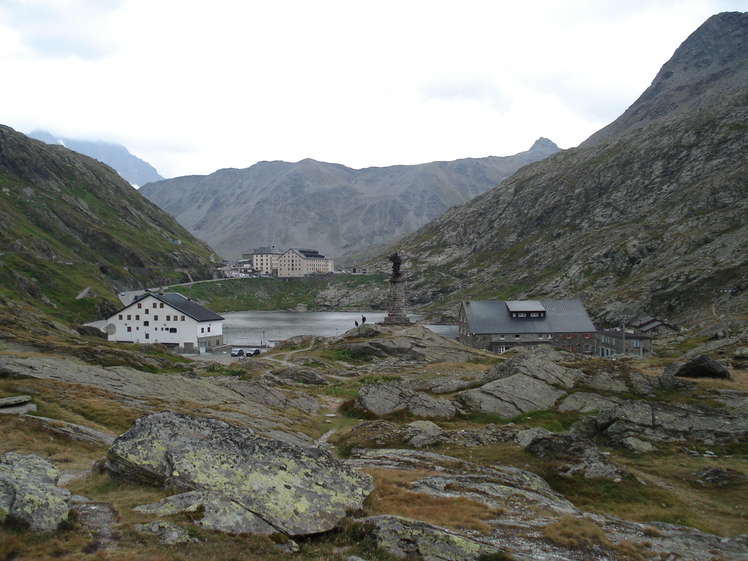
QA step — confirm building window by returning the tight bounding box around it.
[145,333,149,339]
[166,315,171,321]
[530,312,539,317]
[137,303,142,309]
[170,328,177,333]
[153,303,157,308]
[127,326,132,332]
[160,303,164,308]
[207,326,211,333]
[201,327,205,333]
[154,315,158,321]
[127,315,131,320]
[135,315,139,320]
[514,334,521,339]
[517,312,526,317]
[144,321,149,326]
[499,334,505,340]
[181,316,185,321]
[118,314,123,320]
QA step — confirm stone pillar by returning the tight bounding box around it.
[381,276,411,325]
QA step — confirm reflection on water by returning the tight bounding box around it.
[222,311,456,346]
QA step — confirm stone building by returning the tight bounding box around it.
[458,300,597,354]
[596,329,653,356]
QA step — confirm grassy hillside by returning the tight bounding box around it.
[0,125,220,324]
[171,274,389,312]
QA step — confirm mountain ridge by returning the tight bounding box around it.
[0,125,218,323]
[375,11,748,328]
[139,138,560,259]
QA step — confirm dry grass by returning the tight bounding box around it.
[0,415,107,470]
[0,376,143,434]
[362,468,504,534]
[542,514,612,548]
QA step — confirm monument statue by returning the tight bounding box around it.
[389,252,402,278]
[380,251,411,325]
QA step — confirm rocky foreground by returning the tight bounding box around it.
[1,323,747,560]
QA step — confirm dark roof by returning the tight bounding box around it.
[110,292,224,322]
[292,248,327,259]
[152,293,224,322]
[461,300,595,335]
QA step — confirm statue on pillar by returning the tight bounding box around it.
[389,252,402,278]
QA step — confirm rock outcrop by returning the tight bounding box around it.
[456,347,582,417]
[355,382,458,418]
[0,452,71,532]
[105,411,373,537]
[666,354,733,380]
[575,400,748,451]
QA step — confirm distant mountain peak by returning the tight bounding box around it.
[27,130,164,187]
[529,137,560,152]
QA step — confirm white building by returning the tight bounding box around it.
[241,246,283,275]
[277,248,334,278]
[105,292,224,353]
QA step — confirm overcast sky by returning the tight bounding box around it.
[1,1,745,179]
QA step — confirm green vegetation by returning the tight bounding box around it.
[173,274,388,312]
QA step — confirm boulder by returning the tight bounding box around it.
[105,411,373,537]
[0,452,71,532]
[481,346,583,389]
[134,520,198,544]
[589,400,748,450]
[362,515,507,561]
[0,394,36,415]
[687,466,747,487]
[734,347,748,359]
[524,433,630,480]
[669,354,732,380]
[355,382,457,418]
[457,374,565,417]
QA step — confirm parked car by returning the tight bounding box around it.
[230,348,244,357]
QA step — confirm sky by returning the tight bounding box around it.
[1,1,746,179]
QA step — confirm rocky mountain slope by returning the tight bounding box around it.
[377,12,748,328]
[139,138,560,259]
[2,322,747,560]
[0,125,219,323]
[28,130,164,187]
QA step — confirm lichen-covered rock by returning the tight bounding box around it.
[106,411,373,536]
[355,382,457,418]
[363,515,505,561]
[0,452,71,532]
[134,520,198,544]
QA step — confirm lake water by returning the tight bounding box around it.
[222,311,457,347]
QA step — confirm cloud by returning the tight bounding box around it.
[418,75,514,113]
[0,0,124,60]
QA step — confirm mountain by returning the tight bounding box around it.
[375,12,748,327]
[139,139,560,260]
[0,125,219,323]
[28,130,164,187]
